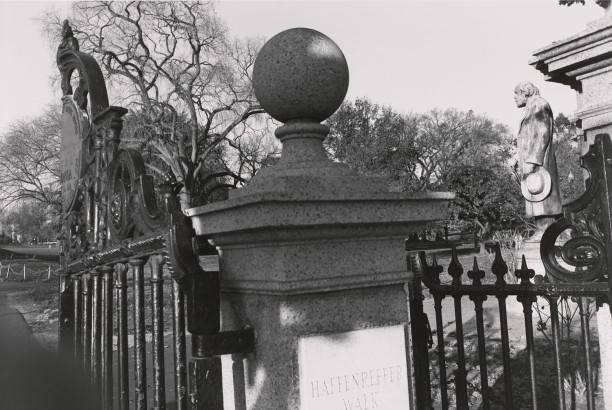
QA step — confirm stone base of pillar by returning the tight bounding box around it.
[220,284,410,409]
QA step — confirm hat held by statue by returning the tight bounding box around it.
[521,168,552,202]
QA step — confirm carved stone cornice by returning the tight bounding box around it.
[530,19,612,92]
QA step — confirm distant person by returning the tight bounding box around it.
[509,81,562,240]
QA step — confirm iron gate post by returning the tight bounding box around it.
[58,272,75,356]
[407,254,433,410]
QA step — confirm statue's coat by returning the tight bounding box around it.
[517,95,563,217]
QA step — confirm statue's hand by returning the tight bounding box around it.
[522,162,537,175]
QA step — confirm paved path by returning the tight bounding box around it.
[0,283,100,409]
[0,283,51,351]
[0,282,56,350]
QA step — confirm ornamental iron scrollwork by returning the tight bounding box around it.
[541,134,612,287]
[57,21,253,365]
[57,20,109,117]
[57,20,186,270]
[58,18,203,297]
[107,148,167,243]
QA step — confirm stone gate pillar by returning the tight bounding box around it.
[185,28,453,410]
[531,7,612,408]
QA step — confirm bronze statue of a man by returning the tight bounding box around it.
[511,81,562,239]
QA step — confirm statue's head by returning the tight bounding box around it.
[514,81,540,108]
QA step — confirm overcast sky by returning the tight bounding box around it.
[0,1,605,135]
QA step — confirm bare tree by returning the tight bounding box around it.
[227,122,281,182]
[40,1,270,209]
[413,108,513,190]
[0,105,61,211]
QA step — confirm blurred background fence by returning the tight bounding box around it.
[0,261,59,281]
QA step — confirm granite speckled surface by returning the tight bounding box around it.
[221,285,409,409]
[187,27,452,409]
[252,28,349,123]
[531,16,612,144]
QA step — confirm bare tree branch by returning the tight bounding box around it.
[40,1,275,209]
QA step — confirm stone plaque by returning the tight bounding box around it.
[60,97,88,212]
[299,325,410,410]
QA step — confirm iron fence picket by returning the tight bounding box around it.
[59,272,75,356]
[519,295,538,410]
[91,269,102,394]
[83,273,92,378]
[471,293,490,410]
[73,273,83,363]
[497,294,513,410]
[578,297,596,409]
[172,279,188,410]
[149,255,167,410]
[407,259,433,410]
[130,258,148,410]
[548,296,566,410]
[433,293,448,409]
[452,294,469,409]
[116,264,130,410]
[101,265,114,410]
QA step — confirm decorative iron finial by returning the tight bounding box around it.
[491,243,508,285]
[514,255,536,285]
[427,254,444,285]
[448,246,463,287]
[57,20,81,98]
[58,20,79,54]
[62,20,73,39]
[467,257,485,285]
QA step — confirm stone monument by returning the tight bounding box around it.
[185,28,453,409]
[531,3,612,407]
[531,1,612,153]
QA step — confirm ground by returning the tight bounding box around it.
[0,245,60,349]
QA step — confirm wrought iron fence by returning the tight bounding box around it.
[56,21,252,410]
[406,134,612,410]
[407,244,607,409]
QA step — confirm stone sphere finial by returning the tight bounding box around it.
[253,28,349,123]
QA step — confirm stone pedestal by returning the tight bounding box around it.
[185,28,453,409]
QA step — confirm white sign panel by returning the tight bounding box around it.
[299,325,410,410]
